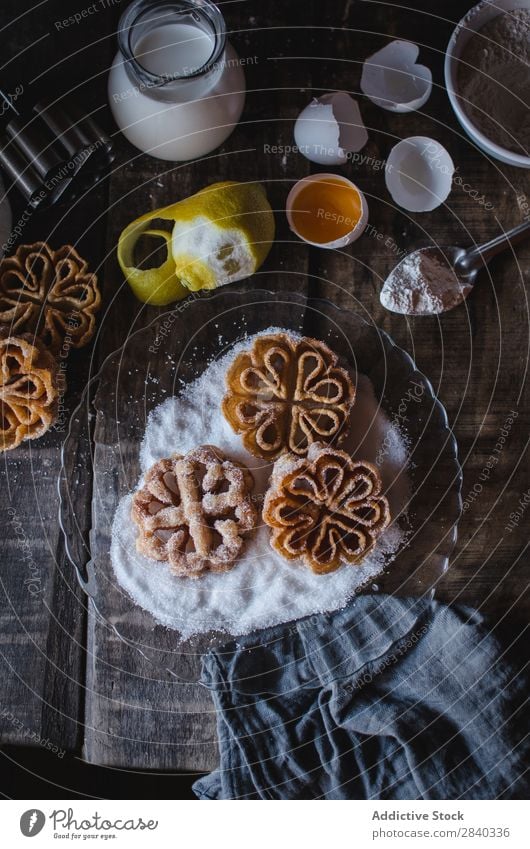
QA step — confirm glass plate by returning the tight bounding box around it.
[59,288,462,678]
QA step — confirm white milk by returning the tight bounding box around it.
[134,23,214,77]
[108,21,245,161]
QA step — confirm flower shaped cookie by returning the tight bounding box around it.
[222,333,355,460]
[263,442,390,573]
[132,445,257,578]
[0,330,58,451]
[0,242,101,353]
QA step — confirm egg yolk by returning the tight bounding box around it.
[290,177,362,244]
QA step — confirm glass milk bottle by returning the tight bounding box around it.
[108,0,245,161]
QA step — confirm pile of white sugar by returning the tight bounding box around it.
[110,329,410,639]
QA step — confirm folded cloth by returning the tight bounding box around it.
[193,594,529,800]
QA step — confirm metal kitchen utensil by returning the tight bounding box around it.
[0,89,115,209]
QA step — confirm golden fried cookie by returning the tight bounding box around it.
[131,445,257,578]
[222,333,355,460]
[263,442,390,574]
[0,242,101,353]
[0,329,59,451]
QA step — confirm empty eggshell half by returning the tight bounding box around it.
[294,91,368,165]
[361,40,432,113]
[385,136,454,213]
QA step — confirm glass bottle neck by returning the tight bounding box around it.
[118,0,227,96]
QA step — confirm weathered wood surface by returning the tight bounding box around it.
[82,0,312,770]
[305,0,530,624]
[0,0,115,753]
[1,0,528,774]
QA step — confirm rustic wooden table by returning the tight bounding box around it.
[1,0,528,777]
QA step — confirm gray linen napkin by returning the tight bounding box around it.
[193,595,529,799]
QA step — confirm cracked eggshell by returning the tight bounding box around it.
[385,136,454,213]
[294,92,368,165]
[361,40,432,113]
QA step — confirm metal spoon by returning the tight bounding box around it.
[380,220,530,315]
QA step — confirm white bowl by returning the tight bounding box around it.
[445,0,530,169]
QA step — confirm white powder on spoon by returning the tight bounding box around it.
[110,329,410,639]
